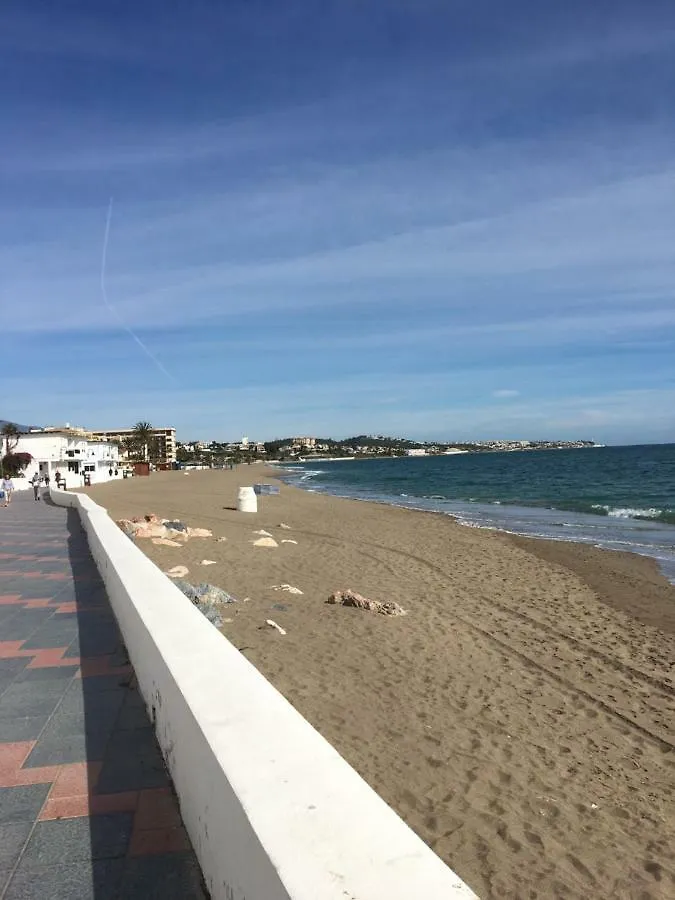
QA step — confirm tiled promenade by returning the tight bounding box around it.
[0,492,207,899]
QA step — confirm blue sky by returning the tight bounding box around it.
[2,0,674,443]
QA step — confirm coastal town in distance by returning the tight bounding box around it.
[179,434,600,465]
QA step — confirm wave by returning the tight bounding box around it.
[591,504,675,523]
[297,469,325,482]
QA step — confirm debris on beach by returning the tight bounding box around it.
[200,559,217,566]
[279,523,292,530]
[135,522,170,539]
[281,539,298,545]
[187,527,213,538]
[152,538,182,548]
[172,580,237,628]
[327,589,408,617]
[116,520,139,539]
[265,619,286,635]
[165,566,189,578]
[116,517,212,541]
[216,537,227,542]
[271,584,303,595]
[252,536,278,548]
[253,529,273,537]
[164,520,187,532]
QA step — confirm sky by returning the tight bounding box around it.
[1,0,674,444]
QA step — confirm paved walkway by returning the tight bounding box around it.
[0,491,207,899]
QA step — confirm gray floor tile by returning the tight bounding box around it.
[0,681,69,720]
[0,715,48,742]
[21,621,79,650]
[57,686,125,719]
[23,731,111,768]
[96,728,169,793]
[0,785,50,825]
[14,665,79,683]
[0,822,33,868]
[21,814,134,866]
[120,852,207,899]
[4,858,124,900]
[0,610,56,642]
[0,659,29,681]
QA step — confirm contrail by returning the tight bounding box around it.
[101,197,175,383]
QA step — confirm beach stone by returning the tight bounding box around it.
[152,537,182,547]
[271,584,303,595]
[253,529,273,537]
[199,604,224,628]
[166,565,189,579]
[327,589,408,617]
[200,559,217,566]
[173,579,200,603]
[194,583,237,605]
[279,523,292,529]
[164,520,188,532]
[216,537,227,542]
[253,537,278,548]
[187,527,213,538]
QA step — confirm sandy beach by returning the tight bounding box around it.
[84,468,675,899]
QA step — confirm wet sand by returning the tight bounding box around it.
[85,468,675,899]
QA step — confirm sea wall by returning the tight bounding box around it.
[50,486,478,900]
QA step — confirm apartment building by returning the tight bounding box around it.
[90,427,177,464]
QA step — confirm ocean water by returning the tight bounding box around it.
[276,444,675,583]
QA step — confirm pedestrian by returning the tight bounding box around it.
[108,468,113,478]
[1,474,12,507]
[54,472,61,489]
[44,472,50,489]
[31,472,41,501]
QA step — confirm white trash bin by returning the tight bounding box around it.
[237,486,258,513]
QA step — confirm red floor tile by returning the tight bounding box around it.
[0,640,33,658]
[129,826,190,857]
[50,761,103,799]
[135,788,183,830]
[26,647,78,668]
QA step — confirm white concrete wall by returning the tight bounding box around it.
[49,486,478,900]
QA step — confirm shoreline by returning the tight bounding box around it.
[83,469,675,899]
[272,463,675,585]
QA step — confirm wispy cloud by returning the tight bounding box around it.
[493,390,520,399]
[2,0,674,442]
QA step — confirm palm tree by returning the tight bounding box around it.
[132,421,153,462]
[1,422,19,457]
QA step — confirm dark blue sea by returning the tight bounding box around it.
[276,444,675,583]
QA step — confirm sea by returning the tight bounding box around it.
[275,444,675,584]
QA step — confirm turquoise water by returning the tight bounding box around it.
[277,444,675,582]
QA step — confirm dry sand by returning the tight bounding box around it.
[85,468,675,899]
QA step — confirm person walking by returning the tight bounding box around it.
[31,472,41,501]
[1,475,13,507]
[43,472,50,489]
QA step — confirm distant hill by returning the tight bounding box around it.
[0,420,39,433]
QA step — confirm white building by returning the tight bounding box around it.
[405,448,427,456]
[13,431,121,488]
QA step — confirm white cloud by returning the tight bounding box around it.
[492,389,520,399]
